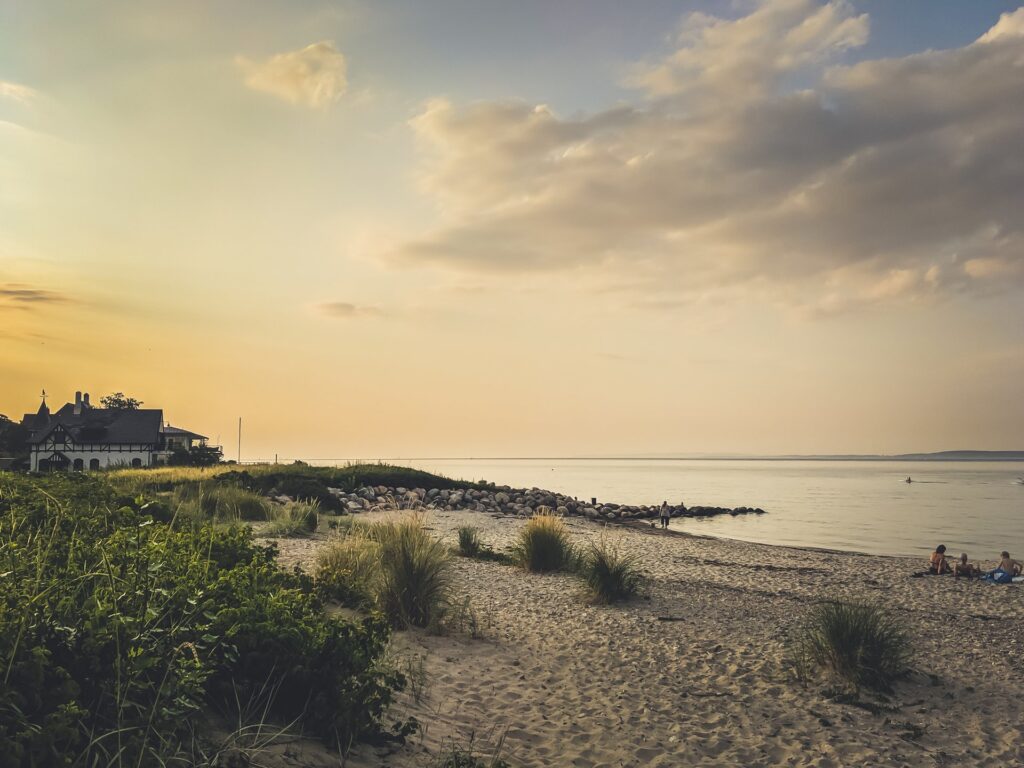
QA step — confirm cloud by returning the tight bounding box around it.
[390,2,1024,315]
[236,42,347,108]
[317,301,384,319]
[627,0,868,100]
[0,81,39,105]
[0,284,72,309]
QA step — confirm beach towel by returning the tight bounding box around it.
[982,569,1014,584]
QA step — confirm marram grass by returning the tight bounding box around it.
[515,513,574,573]
[581,538,642,603]
[794,601,913,692]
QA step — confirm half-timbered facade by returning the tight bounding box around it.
[21,391,207,471]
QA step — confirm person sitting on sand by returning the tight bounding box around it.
[953,553,979,578]
[659,501,670,530]
[982,552,1021,584]
[929,544,952,575]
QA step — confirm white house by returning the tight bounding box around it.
[22,391,207,471]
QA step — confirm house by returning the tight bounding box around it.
[21,391,208,471]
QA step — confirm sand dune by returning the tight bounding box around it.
[271,511,1024,767]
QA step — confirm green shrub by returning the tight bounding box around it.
[795,601,913,692]
[266,500,320,537]
[0,472,410,765]
[457,525,481,557]
[371,518,452,629]
[581,539,641,603]
[514,513,573,573]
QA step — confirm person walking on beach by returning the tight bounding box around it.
[659,501,670,529]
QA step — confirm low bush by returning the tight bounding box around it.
[266,500,320,537]
[514,513,574,573]
[794,601,913,692]
[0,473,411,765]
[581,538,641,603]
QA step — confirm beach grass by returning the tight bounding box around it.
[457,525,482,557]
[316,533,380,608]
[316,515,454,629]
[373,517,453,629]
[266,499,320,536]
[514,513,574,573]
[581,538,642,603]
[795,601,913,692]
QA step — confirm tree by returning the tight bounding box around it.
[0,414,29,463]
[100,392,143,410]
[168,444,223,467]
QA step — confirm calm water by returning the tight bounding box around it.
[383,459,1024,558]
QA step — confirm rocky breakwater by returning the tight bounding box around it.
[322,485,765,522]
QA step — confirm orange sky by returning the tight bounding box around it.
[2,1,1023,460]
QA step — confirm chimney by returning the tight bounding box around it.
[83,392,91,408]
[74,391,82,415]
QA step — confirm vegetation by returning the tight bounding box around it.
[453,526,513,565]
[0,414,28,467]
[513,513,575,573]
[315,534,379,609]
[432,735,510,768]
[794,601,913,692]
[266,500,320,537]
[374,518,453,629]
[99,392,143,409]
[168,444,224,467]
[170,482,272,522]
[316,517,454,630]
[457,525,481,557]
[0,472,413,766]
[580,538,642,603]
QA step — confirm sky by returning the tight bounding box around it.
[1,0,1023,460]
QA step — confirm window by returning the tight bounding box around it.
[89,458,100,471]
[73,459,84,472]
[131,458,143,468]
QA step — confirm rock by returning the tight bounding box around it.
[495,491,510,504]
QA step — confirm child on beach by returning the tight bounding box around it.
[953,553,979,578]
[929,544,951,575]
[659,501,670,529]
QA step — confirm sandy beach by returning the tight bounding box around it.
[267,510,1024,768]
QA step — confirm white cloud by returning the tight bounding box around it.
[0,80,39,105]
[236,42,347,108]
[627,0,868,100]
[391,2,1024,315]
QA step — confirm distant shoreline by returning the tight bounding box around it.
[305,452,1024,463]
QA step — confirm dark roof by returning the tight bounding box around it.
[26,406,164,446]
[163,425,208,440]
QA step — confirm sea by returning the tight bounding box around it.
[372,458,1024,559]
